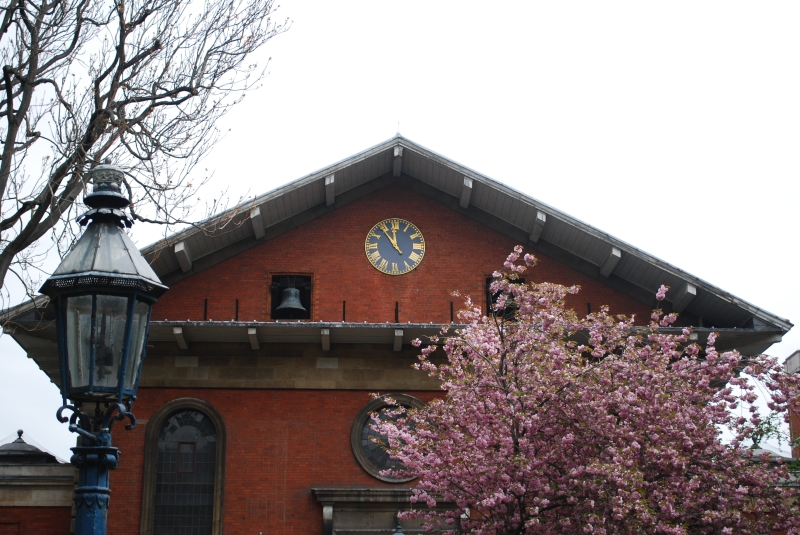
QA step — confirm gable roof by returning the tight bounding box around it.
[2,136,792,388]
[141,135,791,335]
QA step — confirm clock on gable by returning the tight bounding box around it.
[364,218,425,275]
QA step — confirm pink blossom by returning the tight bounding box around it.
[656,284,669,301]
[378,248,800,535]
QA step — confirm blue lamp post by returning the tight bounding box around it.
[40,162,167,535]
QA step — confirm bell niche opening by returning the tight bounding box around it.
[270,275,312,320]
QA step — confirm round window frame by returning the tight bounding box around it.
[350,393,425,483]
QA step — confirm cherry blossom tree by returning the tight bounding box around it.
[378,247,800,535]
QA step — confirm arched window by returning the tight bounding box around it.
[141,399,226,535]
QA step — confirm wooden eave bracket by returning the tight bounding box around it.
[393,329,403,352]
[173,326,189,350]
[324,174,335,206]
[321,328,331,351]
[785,351,800,374]
[671,282,697,313]
[248,327,260,350]
[174,241,192,272]
[459,177,473,209]
[529,211,546,243]
[599,246,622,277]
[393,147,403,177]
[250,207,265,239]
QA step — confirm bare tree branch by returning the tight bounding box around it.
[0,0,288,305]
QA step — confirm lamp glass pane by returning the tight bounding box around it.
[93,295,128,388]
[93,224,134,274]
[124,300,151,391]
[65,295,93,389]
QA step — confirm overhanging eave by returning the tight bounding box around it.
[3,318,786,388]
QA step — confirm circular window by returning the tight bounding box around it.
[350,394,425,483]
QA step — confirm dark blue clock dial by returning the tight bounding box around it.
[364,218,425,275]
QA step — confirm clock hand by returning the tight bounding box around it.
[391,229,403,254]
[382,229,403,254]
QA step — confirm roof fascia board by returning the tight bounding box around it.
[8,318,782,360]
[140,169,790,335]
[4,136,788,335]
[402,176,766,330]
[10,317,782,339]
[0,295,49,323]
[395,139,792,332]
[153,173,661,308]
[402,176,665,307]
[155,173,398,286]
[139,137,403,256]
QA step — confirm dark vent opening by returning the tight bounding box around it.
[486,277,525,319]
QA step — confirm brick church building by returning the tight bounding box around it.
[786,350,800,457]
[3,136,792,534]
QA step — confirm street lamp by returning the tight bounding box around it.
[40,162,167,535]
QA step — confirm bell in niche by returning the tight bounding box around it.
[275,287,306,316]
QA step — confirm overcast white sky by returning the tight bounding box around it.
[1,0,799,458]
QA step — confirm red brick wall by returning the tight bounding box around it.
[152,183,656,325]
[791,408,799,458]
[109,388,441,535]
[0,507,71,534]
[124,183,675,535]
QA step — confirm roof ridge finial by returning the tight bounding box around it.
[16,429,22,439]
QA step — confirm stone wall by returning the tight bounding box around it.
[0,464,74,534]
[139,342,444,390]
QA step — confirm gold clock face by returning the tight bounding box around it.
[365,218,425,275]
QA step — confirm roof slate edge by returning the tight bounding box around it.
[141,135,788,332]
[1,136,790,335]
[138,135,404,255]
[397,138,792,331]
[8,318,784,336]
[0,295,49,323]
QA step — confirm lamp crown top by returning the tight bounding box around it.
[84,160,130,209]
